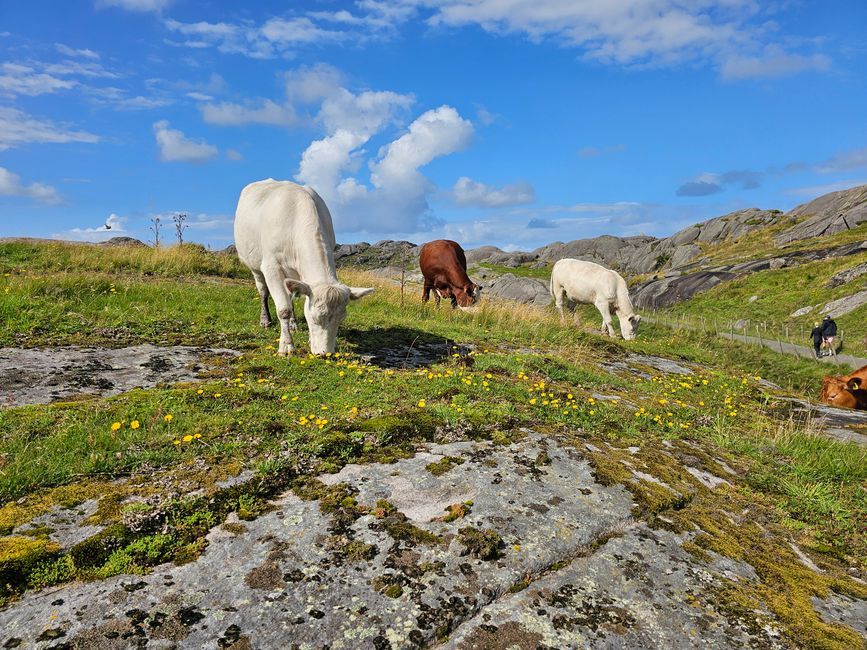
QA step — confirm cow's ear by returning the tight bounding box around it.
[849,377,862,390]
[349,287,374,300]
[630,314,642,324]
[285,279,312,297]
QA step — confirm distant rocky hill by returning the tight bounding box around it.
[332,184,867,308]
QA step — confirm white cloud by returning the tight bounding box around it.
[452,176,534,207]
[815,147,867,174]
[333,105,474,232]
[721,48,831,80]
[406,0,829,79]
[96,0,171,12]
[0,167,62,204]
[44,60,118,79]
[226,148,244,161]
[200,99,297,126]
[54,214,126,242]
[0,63,78,96]
[152,120,218,163]
[186,91,213,101]
[0,107,100,150]
[55,43,100,59]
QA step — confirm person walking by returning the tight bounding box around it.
[821,315,838,356]
[810,321,824,358]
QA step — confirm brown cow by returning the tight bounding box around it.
[419,239,480,309]
[820,364,867,409]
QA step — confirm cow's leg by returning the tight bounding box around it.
[252,270,272,328]
[434,288,442,307]
[262,266,296,355]
[595,300,616,337]
[422,283,432,304]
[553,285,566,324]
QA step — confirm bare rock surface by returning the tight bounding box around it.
[0,434,790,649]
[0,345,239,407]
[775,184,867,245]
[484,274,551,306]
[826,261,867,288]
[820,289,867,318]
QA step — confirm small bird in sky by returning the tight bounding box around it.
[104,221,112,230]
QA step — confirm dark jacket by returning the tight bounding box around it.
[822,319,838,337]
[810,326,824,343]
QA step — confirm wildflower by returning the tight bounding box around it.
[130,420,140,429]
[350,406,358,415]
[418,399,426,408]
[214,393,221,398]
[182,435,193,442]
[164,414,173,423]
[299,416,309,425]
[529,398,537,405]
[194,433,202,439]
[197,389,204,395]
[111,422,121,431]
[173,440,180,445]
[589,410,595,416]
[281,395,288,401]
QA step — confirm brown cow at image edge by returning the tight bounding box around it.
[820,364,867,410]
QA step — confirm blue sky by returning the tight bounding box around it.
[1,0,865,250]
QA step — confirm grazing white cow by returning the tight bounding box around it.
[550,259,641,340]
[234,179,373,355]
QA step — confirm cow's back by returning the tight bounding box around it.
[234,179,335,275]
[420,240,467,280]
[553,259,619,302]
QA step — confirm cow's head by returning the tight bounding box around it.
[820,375,866,409]
[285,279,374,354]
[620,313,641,341]
[455,283,482,311]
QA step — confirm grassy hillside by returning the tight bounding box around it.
[0,242,865,647]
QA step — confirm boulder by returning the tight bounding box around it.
[218,243,237,256]
[820,290,867,318]
[485,274,551,306]
[789,305,816,318]
[826,262,867,288]
[668,244,701,269]
[465,246,504,265]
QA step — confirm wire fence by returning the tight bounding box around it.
[641,307,864,366]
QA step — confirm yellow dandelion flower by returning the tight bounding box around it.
[173,439,180,445]
[214,393,221,398]
[130,420,140,429]
[281,395,288,400]
[193,433,202,439]
[111,422,121,431]
[164,414,173,422]
[182,434,193,442]
[197,389,204,395]
[418,399,426,408]
[529,398,537,405]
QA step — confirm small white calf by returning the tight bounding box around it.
[550,259,641,340]
[234,179,373,355]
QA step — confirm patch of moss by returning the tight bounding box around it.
[672,494,867,650]
[0,536,60,596]
[27,555,75,589]
[379,511,443,547]
[124,534,176,565]
[371,574,403,598]
[457,526,503,560]
[343,540,378,562]
[221,522,247,535]
[508,579,530,593]
[350,412,441,447]
[426,456,465,477]
[535,451,552,466]
[436,503,472,523]
[173,539,206,565]
[68,524,133,570]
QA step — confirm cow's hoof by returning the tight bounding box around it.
[260,319,272,328]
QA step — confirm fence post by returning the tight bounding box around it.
[756,324,763,348]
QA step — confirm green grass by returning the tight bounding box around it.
[0,241,865,646]
[476,262,551,279]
